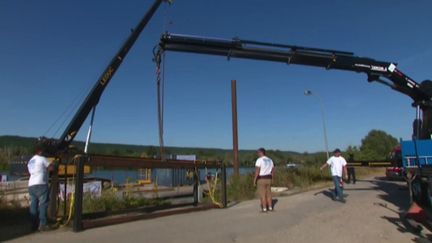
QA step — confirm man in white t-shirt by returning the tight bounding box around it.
[254,148,275,212]
[27,145,53,231]
[320,149,348,203]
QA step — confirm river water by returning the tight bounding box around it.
[1,167,255,186]
[90,167,255,186]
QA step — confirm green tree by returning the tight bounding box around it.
[344,145,361,161]
[142,146,157,158]
[359,130,398,160]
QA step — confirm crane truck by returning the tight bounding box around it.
[155,33,432,212]
[36,1,432,227]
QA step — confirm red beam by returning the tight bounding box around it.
[85,154,222,169]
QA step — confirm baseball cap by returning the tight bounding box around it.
[333,148,342,153]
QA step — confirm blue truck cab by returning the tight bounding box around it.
[401,139,432,207]
[401,140,432,169]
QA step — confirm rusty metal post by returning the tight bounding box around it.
[73,155,85,232]
[193,166,198,206]
[221,162,228,208]
[231,80,240,177]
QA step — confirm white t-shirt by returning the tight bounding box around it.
[27,155,50,186]
[326,156,347,177]
[255,156,274,176]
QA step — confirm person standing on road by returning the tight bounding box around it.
[254,148,275,212]
[27,145,53,231]
[347,153,356,184]
[320,149,348,203]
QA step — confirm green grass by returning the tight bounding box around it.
[354,167,384,178]
[226,166,386,202]
[0,163,9,171]
[226,166,331,202]
[56,188,171,216]
[82,189,170,214]
[227,174,256,201]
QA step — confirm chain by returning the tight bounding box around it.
[154,47,165,160]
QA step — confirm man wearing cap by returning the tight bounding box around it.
[254,148,275,212]
[320,149,348,202]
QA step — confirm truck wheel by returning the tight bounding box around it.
[411,178,423,205]
[426,181,432,209]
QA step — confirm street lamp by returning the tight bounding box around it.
[304,90,330,160]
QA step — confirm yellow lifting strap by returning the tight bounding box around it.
[204,164,224,208]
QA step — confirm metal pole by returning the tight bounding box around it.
[231,80,240,177]
[84,107,96,154]
[416,105,421,139]
[73,156,85,232]
[193,166,198,206]
[221,162,228,208]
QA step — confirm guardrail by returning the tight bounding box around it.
[347,161,392,167]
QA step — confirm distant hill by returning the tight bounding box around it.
[0,135,317,166]
[0,136,38,148]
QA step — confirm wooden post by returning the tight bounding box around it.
[231,80,240,177]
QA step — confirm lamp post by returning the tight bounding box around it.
[304,90,329,160]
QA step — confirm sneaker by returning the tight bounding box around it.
[268,207,273,212]
[261,208,268,213]
[38,225,52,232]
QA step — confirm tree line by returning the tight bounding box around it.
[0,129,399,170]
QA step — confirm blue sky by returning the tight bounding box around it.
[1,0,431,152]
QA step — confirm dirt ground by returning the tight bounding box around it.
[4,177,432,243]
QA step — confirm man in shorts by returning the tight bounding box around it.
[254,148,275,212]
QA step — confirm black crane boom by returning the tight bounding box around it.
[158,32,432,138]
[158,33,429,104]
[45,0,170,154]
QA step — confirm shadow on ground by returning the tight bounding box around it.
[370,177,432,242]
[0,207,34,242]
[272,199,279,209]
[313,189,334,200]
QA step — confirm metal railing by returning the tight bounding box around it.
[72,154,227,232]
[405,156,432,168]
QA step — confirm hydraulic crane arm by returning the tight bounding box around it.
[42,0,170,154]
[158,33,430,105]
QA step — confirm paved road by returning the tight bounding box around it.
[7,177,431,243]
